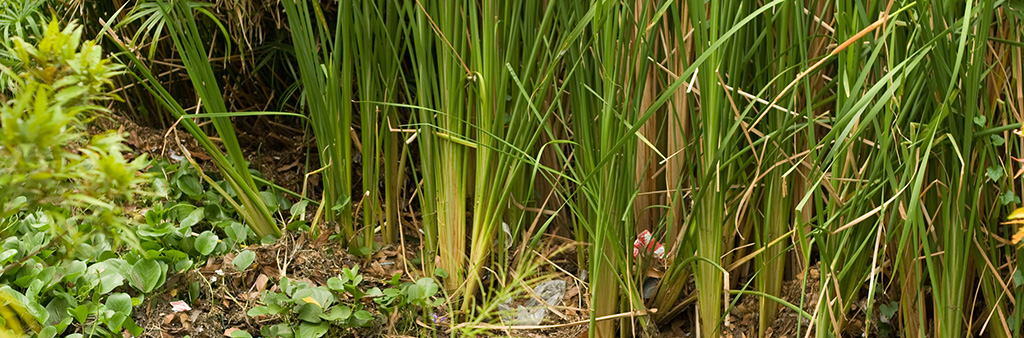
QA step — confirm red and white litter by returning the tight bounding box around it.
[633,230,666,260]
[170,300,191,312]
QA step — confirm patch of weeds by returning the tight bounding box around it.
[1,212,174,338]
[138,157,293,272]
[247,265,442,338]
[0,19,284,338]
[0,19,156,338]
[138,159,253,272]
[371,271,445,332]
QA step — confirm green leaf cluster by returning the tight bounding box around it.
[1,229,163,337]
[247,265,442,338]
[247,274,372,338]
[0,20,164,338]
[1,19,148,251]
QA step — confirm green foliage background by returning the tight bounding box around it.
[5,1,1024,338]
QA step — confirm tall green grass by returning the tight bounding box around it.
[280,0,355,244]
[91,0,1024,337]
[561,2,643,335]
[353,0,407,250]
[411,0,472,292]
[113,1,281,239]
[461,0,558,313]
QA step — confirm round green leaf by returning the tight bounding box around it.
[105,293,132,314]
[247,306,270,317]
[176,175,204,198]
[0,249,18,264]
[295,303,323,323]
[127,259,167,293]
[195,231,219,256]
[180,208,205,229]
[327,277,345,291]
[230,330,254,338]
[86,260,128,294]
[322,305,351,321]
[297,321,329,338]
[38,326,57,338]
[232,250,256,271]
[259,191,279,213]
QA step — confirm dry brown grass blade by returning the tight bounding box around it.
[750,12,892,132]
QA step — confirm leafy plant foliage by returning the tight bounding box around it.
[247,265,441,338]
[0,20,152,338]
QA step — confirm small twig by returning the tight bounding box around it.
[533,248,587,293]
[413,0,471,76]
[397,205,413,283]
[751,12,891,131]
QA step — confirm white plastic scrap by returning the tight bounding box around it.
[497,280,567,325]
[168,150,184,162]
[170,300,191,312]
